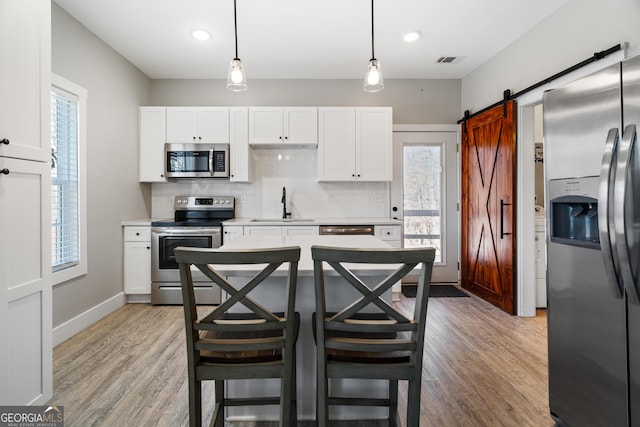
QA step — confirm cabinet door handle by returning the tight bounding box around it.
[146,246,150,250]
[500,199,511,239]
[0,168,9,175]
[1,138,9,145]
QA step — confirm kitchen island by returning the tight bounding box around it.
[214,235,397,422]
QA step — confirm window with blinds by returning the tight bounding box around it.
[51,88,80,272]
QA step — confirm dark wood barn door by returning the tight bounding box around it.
[461,101,517,314]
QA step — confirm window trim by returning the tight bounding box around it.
[51,74,88,285]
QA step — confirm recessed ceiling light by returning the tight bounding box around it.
[191,30,211,41]
[403,30,421,42]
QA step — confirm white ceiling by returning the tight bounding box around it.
[53,0,568,80]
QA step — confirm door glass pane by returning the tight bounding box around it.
[403,145,442,262]
[158,235,212,269]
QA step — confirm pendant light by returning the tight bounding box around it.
[227,0,247,91]
[363,0,383,92]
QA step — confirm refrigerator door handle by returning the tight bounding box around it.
[613,124,640,304]
[598,127,623,298]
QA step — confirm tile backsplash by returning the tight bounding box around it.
[151,148,390,219]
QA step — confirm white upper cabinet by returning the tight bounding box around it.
[318,107,356,181]
[229,107,252,182]
[0,0,50,162]
[249,107,317,147]
[318,107,392,181]
[355,107,393,181]
[166,107,229,143]
[139,107,166,182]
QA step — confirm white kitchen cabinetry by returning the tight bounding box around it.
[244,225,284,236]
[283,226,319,236]
[229,107,252,182]
[123,226,151,296]
[228,225,320,238]
[223,225,244,243]
[249,107,317,146]
[535,220,547,308]
[0,0,52,405]
[0,1,50,163]
[375,225,402,248]
[139,107,166,182]
[166,107,230,144]
[318,107,392,181]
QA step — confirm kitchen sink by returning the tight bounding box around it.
[250,218,314,222]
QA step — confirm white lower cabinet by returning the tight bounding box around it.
[225,225,320,239]
[223,225,244,243]
[535,221,547,308]
[123,226,151,296]
[282,226,319,236]
[0,156,52,405]
[375,225,402,248]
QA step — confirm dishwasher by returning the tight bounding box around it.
[319,225,374,236]
[319,224,404,298]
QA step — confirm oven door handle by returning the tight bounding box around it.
[152,228,221,236]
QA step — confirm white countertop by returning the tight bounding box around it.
[121,218,155,226]
[122,218,402,227]
[223,217,402,226]
[215,235,397,276]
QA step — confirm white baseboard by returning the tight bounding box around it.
[53,292,127,347]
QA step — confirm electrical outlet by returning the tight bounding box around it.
[240,195,247,204]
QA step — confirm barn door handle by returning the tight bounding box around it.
[500,199,511,239]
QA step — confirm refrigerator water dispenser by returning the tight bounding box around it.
[548,177,600,249]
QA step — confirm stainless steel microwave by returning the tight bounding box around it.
[164,143,230,178]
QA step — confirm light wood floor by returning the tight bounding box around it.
[52,289,556,427]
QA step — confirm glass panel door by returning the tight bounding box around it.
[403,145,443,261]
[392,130,458,283]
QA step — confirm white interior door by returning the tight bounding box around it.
[391,129,459,283]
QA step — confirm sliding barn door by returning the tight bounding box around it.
[461,101,517,314]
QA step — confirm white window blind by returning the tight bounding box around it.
[51,88,80,272]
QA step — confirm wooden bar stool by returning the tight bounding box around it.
[311,245,436,427]
[175,246,301,427]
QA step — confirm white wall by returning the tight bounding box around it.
[151,78,461,125]
[461,0,640,113]
[51,4,151,331]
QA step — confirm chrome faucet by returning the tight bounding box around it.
[281,187,291,219]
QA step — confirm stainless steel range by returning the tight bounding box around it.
[150,195,235,305]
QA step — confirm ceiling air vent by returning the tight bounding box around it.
[436,56,458,64]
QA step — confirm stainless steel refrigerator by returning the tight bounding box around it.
[543,54,640,426]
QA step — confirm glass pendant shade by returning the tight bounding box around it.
[226,58,247,91]
[363,59,384,92]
